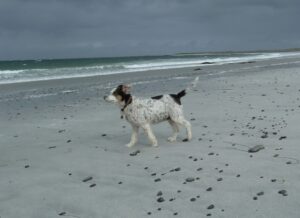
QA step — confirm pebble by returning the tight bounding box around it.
[59,212,66,216]
[82,176,93,182]
[157,191,163,196]
[190,198,196,202]
[197,168,203,171]
[208,152,214,156]
[206,187,213,191]
[185,177,195,182]
[286,161,292,164]
[248,145,264,153]
[129,150,140,156]
[157,197,165,203]
[207,204,215,210]
[89,183,96,188]
[154,178,161,182]
[279,136,287,140]
[67,139,71,143]
[217,178,223,182]
[257,191,264,196]
[48,146,56,149]
[24,165,30,168]
[278,190,288,196]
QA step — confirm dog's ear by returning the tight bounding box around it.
[122,84,131,94]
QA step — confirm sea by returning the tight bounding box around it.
[0,51,299,84]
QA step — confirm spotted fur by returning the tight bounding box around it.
[104,77,198,147]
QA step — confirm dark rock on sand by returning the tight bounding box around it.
[59,212,66,216]
[207,204,215,210]
[157,197,165,203]
[248,145,265,153]
[279,136,287,140]
[157,191,163,196]
[194,68,202,71]
[278,190,288,196]
[82,176,93,182]
[206,187,213,191]
[190,198,196,202]
[185,177,195,182]
[129,150,140,156]
[257,191,264,196]
[154,178,161,182]
[89,183,96,188]
[24,165,30,168]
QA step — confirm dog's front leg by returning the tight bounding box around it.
[126,125,139,148]
[142,124,158,147]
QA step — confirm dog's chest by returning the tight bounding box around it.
[125,98,170,124]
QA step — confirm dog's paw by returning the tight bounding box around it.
[167,137,177,142]
[152,143,159,147]
[125,143,135,148]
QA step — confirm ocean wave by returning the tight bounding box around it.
[0,52,299,84]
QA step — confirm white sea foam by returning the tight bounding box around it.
[0,52,300,84]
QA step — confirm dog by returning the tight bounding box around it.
[103,77,199,147]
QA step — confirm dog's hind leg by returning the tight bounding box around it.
[126,125,139,147]
[167,119,179,142]
[142,123,158,147]
[174,117,192,141]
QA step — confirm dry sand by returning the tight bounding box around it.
[1,55,300,218]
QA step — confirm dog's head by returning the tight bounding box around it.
[104,84,131,105]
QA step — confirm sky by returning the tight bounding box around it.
[0,0,299,60]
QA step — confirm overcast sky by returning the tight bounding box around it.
[0,0,299,60]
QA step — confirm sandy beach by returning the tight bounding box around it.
[1,55,300,218]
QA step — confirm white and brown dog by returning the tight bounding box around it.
[104,77,199,147]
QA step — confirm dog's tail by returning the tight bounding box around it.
[171,76,199,104]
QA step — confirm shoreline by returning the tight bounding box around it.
[1,54,300,95]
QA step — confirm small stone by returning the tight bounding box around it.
[279,136,287,140]
[157,197,165,203]
[154,178,161,182]
[24,165,30,168]
[173,212,178,216]
[217,178,223,182]
[206,187,213,191]
[157,208,161,211]
[147,212,152,215]
[257,191,264,196]
[101,134,107,137]
[278,190,288,196]
[190,198,196,202]
[286,161,292,164]
[248,145,264,153]
[151,173,157,176]
[271,179,277,182]
[236,174,241,177]
[89,183,96,188]
[118,181,123,184]
[67,139,71,143]
[207,204,214,210]
[208,152,214,156]
[253,196,258,200]
[82,176,93,182]
[157,191,163,196]
[207,214,211,217]
[59,212,66,216]
[129,150,140,156]
[197,168,203,171]
[185,177,195,182]
[174,167,181,171]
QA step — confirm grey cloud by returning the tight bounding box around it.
[0,0,299,60]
